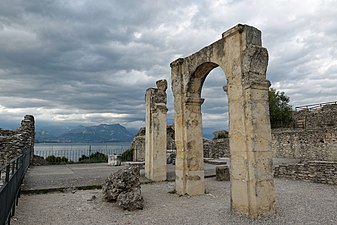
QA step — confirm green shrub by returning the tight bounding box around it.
[120,149,133,161]
[78,151,108,163]
[46,155,69,165]
[213,133,227,140]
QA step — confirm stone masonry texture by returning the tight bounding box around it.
[131,103,337,163]
[274,161,337,185]
[0,115,35,166]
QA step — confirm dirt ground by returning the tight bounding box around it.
[11,178,337,225]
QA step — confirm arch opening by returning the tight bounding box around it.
[200,66,228,139]
[187,62,219,98]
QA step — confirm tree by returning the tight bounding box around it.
[268,88,293,128]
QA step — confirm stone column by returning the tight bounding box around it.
[145,80,167,181]
[175,97,205,195]
[227,43,275,216]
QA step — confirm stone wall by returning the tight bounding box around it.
[208,127,337,161]
[131,128,145,161]
[293,104,337,129]
[203,138,229,158]
[131,104,337,162]
[274,161,337,185]
[132,126,337,162]
[272,128,337,161]
[0,115,35,166]
[131,126,230,161]
[131,125,175,161]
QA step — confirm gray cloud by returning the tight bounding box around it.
[0,0,336,133]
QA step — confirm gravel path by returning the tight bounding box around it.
[11,178,337,225]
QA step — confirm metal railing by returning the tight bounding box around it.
[34,144,129,163]
[0,147,32,225]
[295,101,337,111]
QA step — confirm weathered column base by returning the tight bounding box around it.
[146,168,167,182]
[230,151,275,217]
[175,170,205,195]
[231,180,275,217]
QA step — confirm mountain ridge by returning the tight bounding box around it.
[36,123,135,143]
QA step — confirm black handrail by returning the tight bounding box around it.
[0,147,32,225]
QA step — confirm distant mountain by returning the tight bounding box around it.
[35,124,134,143]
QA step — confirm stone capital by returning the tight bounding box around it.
[243,79,271,90]
[185,97,205,106]
[154,103,168,113]
[156,79,167,92]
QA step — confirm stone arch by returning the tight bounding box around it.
[186,62,219,97]
[170,24,275,217]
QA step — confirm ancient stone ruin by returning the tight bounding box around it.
[293,103,337,129]
[130,126,228,161]
[272,103,337,184]
[102,166,144,210]
[274,161,337,184]
[130,127,146,161]
[144,79,168,181]
[0,115,35,166]
[272,103,337,161]
[133,103,337,163]
[170,24,275,217]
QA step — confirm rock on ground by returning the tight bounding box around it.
[102,166,143,210]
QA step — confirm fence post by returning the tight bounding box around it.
[5,164,10,183]
[31,147,34,164]
[11,160,15,175]
[16,158,19,170]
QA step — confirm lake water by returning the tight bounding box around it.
[34,142,131,162]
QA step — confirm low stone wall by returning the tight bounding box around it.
[203,138,229,158]
[272,128,337,161]
[131,136,145,161]
[131,135,229,161]
[0,115,35,166]
[274,161,337,185]
[132,120,337,162]
[131,126,175,161]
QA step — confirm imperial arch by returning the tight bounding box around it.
[170,24,275,217]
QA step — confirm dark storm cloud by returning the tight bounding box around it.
[0,0,336,131]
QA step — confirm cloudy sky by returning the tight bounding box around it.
[0,0,336,131]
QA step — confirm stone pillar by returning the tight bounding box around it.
[227,41,275,216]
[145,80,167,181]
[228,79,275,216]
[175,97,205,195]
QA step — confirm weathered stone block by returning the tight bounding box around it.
[216,165,230,181]
[108,154,121,166]
[102,166,143,210]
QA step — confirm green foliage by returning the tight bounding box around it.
[120,149,133,161]
[46,155,69,165]
[213,133,226,140]
[213,131,228,140]
[269,88,293,128]
[78,151,108,163]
